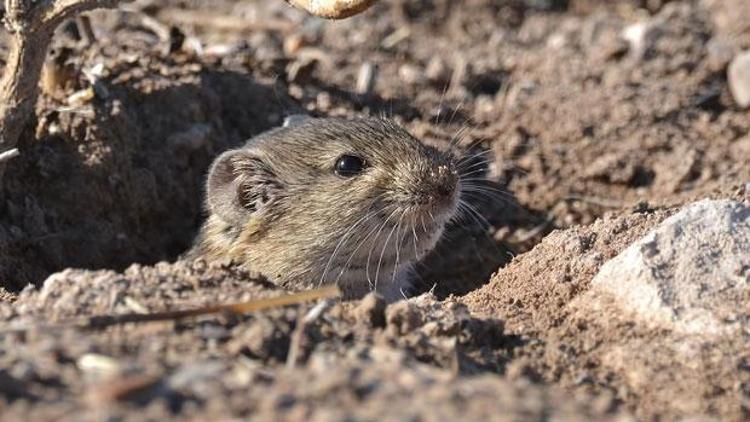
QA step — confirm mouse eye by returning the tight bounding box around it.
[334,154,366,177]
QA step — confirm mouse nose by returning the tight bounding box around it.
[430,164,458,201]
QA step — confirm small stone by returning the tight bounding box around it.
[621,20,662,58]
[316,91,331,110]
[425,57,450,84]
[77,353,122,377]
[546,32,567,49]
[728,51,750,108]
[168,361,224,393]
[354,293,386,328]
[398,64,425,85]
[203,43,242,57]
[356,62,376,95]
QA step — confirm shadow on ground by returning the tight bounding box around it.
[0,69,299,290]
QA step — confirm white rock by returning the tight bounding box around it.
[728,51,750,108]
[590,199,750,336]
[621,20,662,58]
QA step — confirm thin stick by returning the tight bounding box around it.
[0,148,19,164]
[1,285,339,333]
[86,285,340,328]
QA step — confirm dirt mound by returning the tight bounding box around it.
[463,189,750,419]
[1,262,615,420]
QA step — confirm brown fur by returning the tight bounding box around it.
[192,117,460,301]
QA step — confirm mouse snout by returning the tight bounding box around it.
[409,164,458,210]
[431,164,458,200]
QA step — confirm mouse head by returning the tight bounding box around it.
[204,117,461,295]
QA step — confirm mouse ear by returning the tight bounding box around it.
[206,149,281,225]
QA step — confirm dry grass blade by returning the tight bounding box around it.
[85,285,340,328]
[0,286,340,334]
[0,148,20,164]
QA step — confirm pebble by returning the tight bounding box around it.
[425,57,450,84]
[728,50,750,108]
[621,20,662,58]
[356,62,376,95]
[399,64,425,85]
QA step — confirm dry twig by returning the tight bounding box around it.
[1,285,340,334]
[85,284,339,329]
[0,147,19,163]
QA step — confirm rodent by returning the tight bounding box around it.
[191,116,463,301]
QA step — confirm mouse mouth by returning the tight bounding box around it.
[402,191,459,225]
[386,163,461,224]
[315,166,460,291]
[319,201,454,293]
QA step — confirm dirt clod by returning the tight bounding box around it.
[353,293,386,328]
[385,300,423,336]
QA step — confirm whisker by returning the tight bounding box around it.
[454,201,477,225]
[333,211,387,286]
[391,211,406,285]
[375,212,402,292]
[458,168,491,179]
[458,200,493,230]
[318,209,379,287]
[460,183,514,195]
[457,154,492,170]
[459,182,516,198]
[411,222,420,261]
[447,96,468,128]
[434,82,451,125]
[457,157,491,173]
[427,210,436,224]
[461,190,518,209]
[449,102,464,126]
[494,161,530,176]
[366,209,399,289]
[449,124,471,148]
[458,148,493,161]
